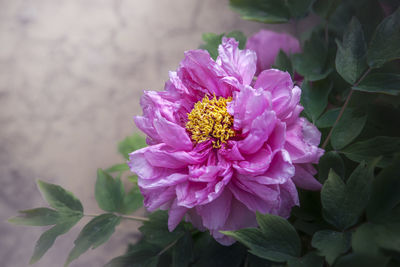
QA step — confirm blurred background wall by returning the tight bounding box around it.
[0,0,306,266]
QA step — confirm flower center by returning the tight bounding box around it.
[186,95,235,148]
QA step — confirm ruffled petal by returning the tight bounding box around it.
[216,37,257,86]
[178,49,231,97]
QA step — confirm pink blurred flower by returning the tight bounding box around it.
[246,29,301,75]
[129,37,323,245]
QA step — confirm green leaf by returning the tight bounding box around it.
[374,223,400,252]
[286,0,315,18]
[223,213,301,262]
[105,240,160,267]
[311,230,351,264]
[331,108,367,149]
[335,253,390,267]
[316,108,340,128]
[292,33,332,81]
[106,163,130,173]
[226,31,247,49]
[172,232,193,267]
[8,208,60,226]
[318,151,345,183]
[200,33,224,60]
[321,160,378,230]
[118,133,146,160]
[335,17,367,84]
[272,50,293,75]
[367,7,400,68]
[65,213,121,266]
[287,252,324,267]
[312,0,342,20]
[139,211,185,247]
[353,73,400,95]
[30,216,82,264]
[342,136,400,168]
[367,156,400,223]
[95,169,124,213]
[352,223,387,261]
[192,239,245,267]
[229,0,290,23]
[37,180,83,213]
[119,185,143,215]
[301,79,332,122]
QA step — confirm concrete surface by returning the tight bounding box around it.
[0,0,309,266]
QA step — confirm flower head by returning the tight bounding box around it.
[129,37,323,245]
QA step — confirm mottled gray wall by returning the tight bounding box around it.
[0,0,308,266]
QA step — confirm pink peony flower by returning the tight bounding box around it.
[129,37,323,245]
[246,29,301,75]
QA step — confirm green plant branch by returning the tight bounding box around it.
[322,67,372,149]
[157,237,181,256]
[84,213,149,222]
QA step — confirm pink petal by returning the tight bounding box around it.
[216,37,257,86]
[246,29,300,75]
[196,189,232,229]
[168,199,188,231]
[291,163,322,191]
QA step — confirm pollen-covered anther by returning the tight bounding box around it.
[186,95,235,148]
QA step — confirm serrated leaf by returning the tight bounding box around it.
[342,136,400,168]
[8,208,60,226]
[119,185,143,215]
[367,7,400,68]
[30,215,82,264]
[353,73,400,95]
[311,230,351,264]
[292,33,332,81]
[65,213,121,266]
[229,0,290,24]
[118,133,146,160]
[331,108,367,149]
[321,160,378,230]
[37,180,83,213]
[272,50,293,76]
[223,213,301,262]
[335,17,367,84]
[106,163,130,173]
[95,169,124,213]
[139,211,185,247]
[367,156,400,223]
[172,232,193,267]
[301,79,332,122]
[318,151,345,183]
[316,108,340,128]
[287,251,324,267]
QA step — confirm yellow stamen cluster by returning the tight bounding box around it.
[186,95,235,148]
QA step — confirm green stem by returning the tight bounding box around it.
[157,239,179,256]
[85,213,149,222]
[322,67,372,149]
